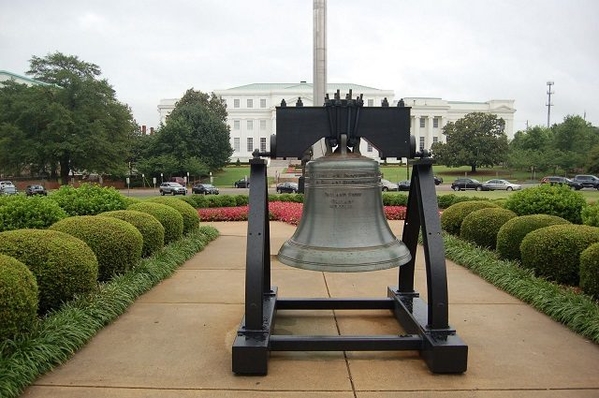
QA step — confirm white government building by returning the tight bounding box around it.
[159,82,516,163]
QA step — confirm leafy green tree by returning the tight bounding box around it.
[586,144,599,174]
[506,116,598,176]
[551,115,599,173]
[138,88,232,178]
[506,126,559,175]
[510,126,553,151]
[0,82,48,175]
[431,112,508,173]
[0,52,136,184]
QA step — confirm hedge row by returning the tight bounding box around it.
[0,184,201,343]
[440,185,599,298]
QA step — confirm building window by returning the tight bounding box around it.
[247,138,253,152]
[419,117,426,128]
[234,99,240,108]
[247,99,253,108]
[260,137,267,152]
[233,120,240,130]
[233,137,240,152]
[433,136,438,145]
[367,99,374,107]
[367,142,373,152]
[419,137,425,151]
[433,117,439,128]
[260,98,267,108]
[260,120,266,130]
[247,120,253,130]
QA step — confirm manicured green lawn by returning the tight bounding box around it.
[210,166,250,187]
[380,164,535,183]
[213,163,599,203]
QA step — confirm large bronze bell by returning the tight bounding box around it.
[278,137,412,272]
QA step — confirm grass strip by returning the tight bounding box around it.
[442,233,599,344]
[0,226,219,398]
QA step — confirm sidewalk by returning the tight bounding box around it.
[21,221,599,397]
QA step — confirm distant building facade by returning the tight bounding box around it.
[158,82,515,163]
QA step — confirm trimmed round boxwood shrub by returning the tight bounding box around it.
[460,207,517,249]
[207,195,237,208]
[580,242,599,298]
[581,202,599,226]
[234,195,249,206]
[492,198,507,208]
[145,197,199,234]
[49,183,129,216]
[50,216,143,281]
[122,196,142,207]
[0,229,98,313]
[0,254,38,340]
[188,194,209,208]
[496,215,571,261]
[440,200,499,236]
[503,184,587,224]
[382,193,408,206]
[128,202,184,244]
[178,196,198,208]
[437,194,458,210]
[0,195,68,232]
[101,210,165,257]
[520,224,599,286]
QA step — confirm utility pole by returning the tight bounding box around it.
[546,81,554,128]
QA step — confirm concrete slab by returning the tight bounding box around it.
[21,221,599,398]
[29,303,351,392]
[23,388,355,398]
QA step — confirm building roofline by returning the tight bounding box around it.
[0,70,53,86]
[219,82,391,93]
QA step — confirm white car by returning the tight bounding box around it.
[159,182,187,196]
[0,181,17,195]
[380,179,398,191]
[482,179,521,191]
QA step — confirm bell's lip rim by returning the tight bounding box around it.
[277,240,412,272]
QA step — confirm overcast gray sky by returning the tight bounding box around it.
[1,0,597,132]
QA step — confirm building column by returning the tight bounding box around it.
[412,115,420,149]
[427,116,434,151]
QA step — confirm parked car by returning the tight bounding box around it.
[0,184,17,195]
[159,182,187,195]
[0,180,15,188]
[26,184,48,196]
[397,180,411,191]
[540,176,582,190]
[276,182,299,194]
[234,178,250,188]
[481,179,522,191]
[450,178,483,191]
[572,175,599,189]
[380,179,398,191]
[433,175,443,185]
[170,177,186,185]
[192,183,219,195]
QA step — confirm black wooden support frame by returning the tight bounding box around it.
[231,156,468,375]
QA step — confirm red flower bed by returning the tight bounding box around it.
[198,206,249,222]
[268,201,303,225]
[198,202,407,225]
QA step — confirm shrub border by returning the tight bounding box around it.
[442,233,599,344]
[0,226,219,398]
